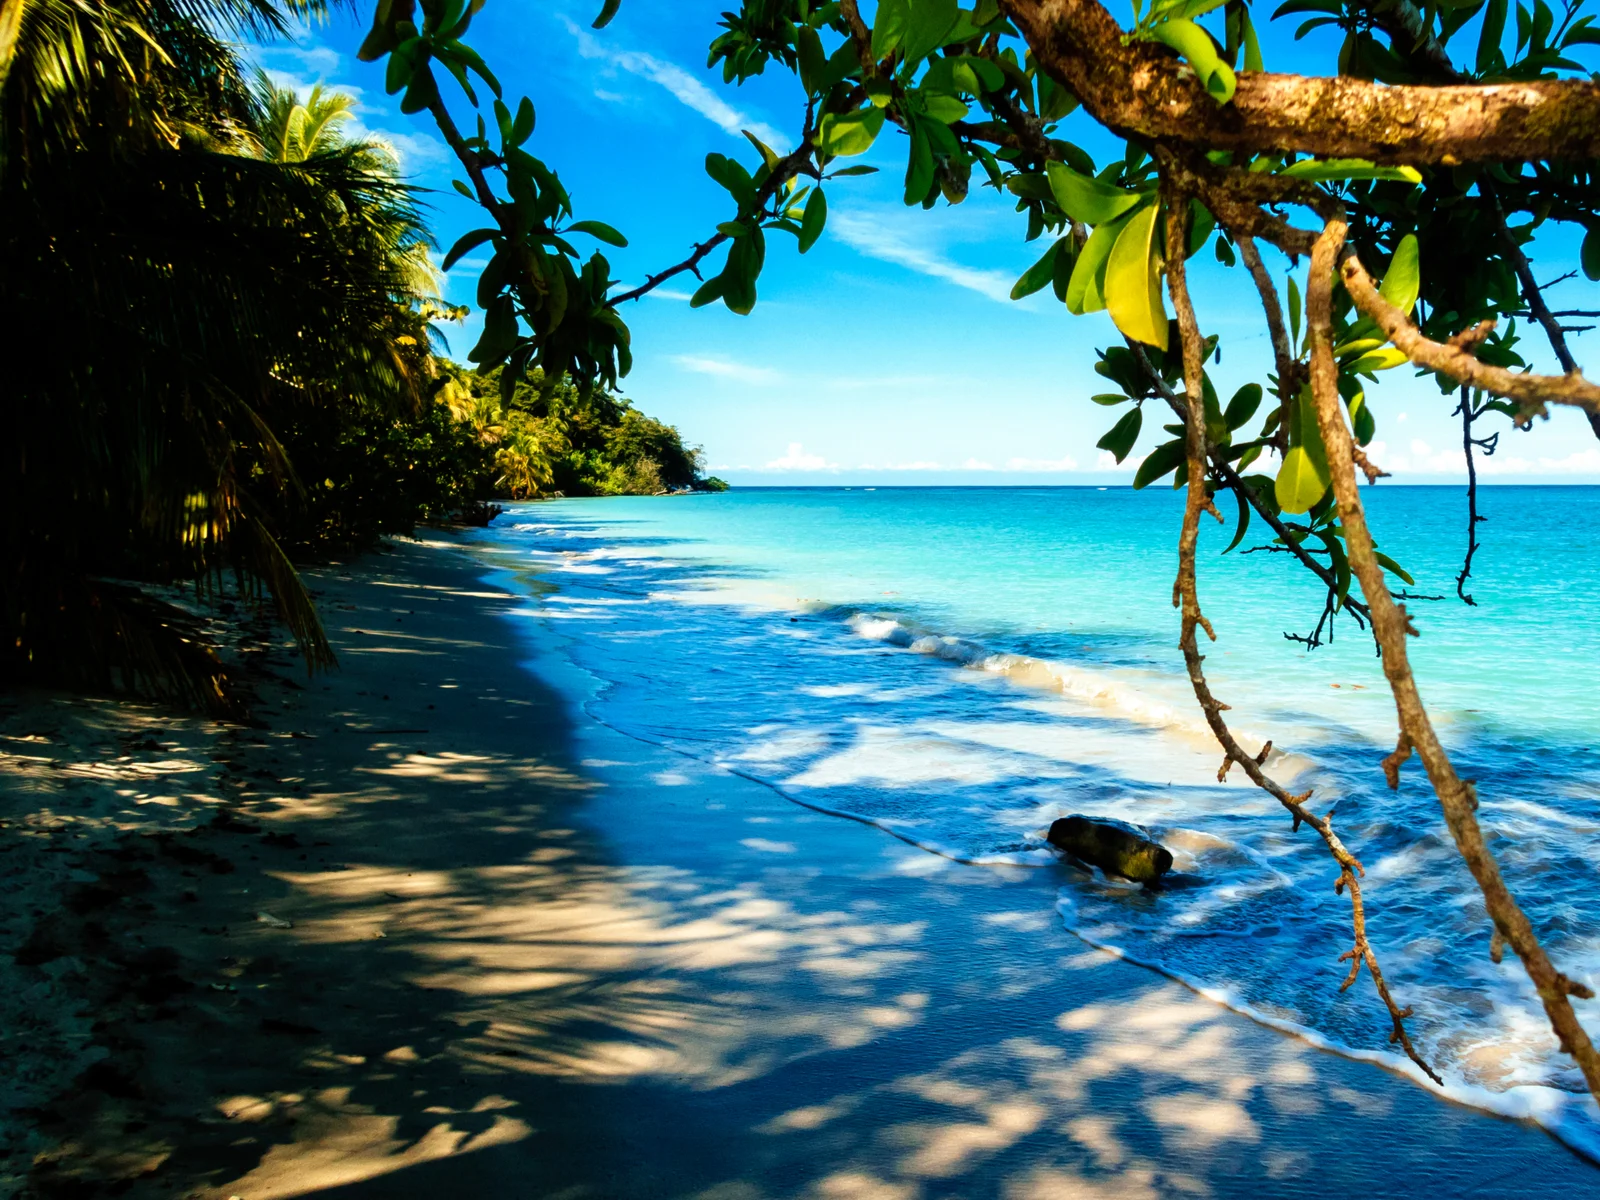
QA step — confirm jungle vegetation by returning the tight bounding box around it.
[0,0,714,709]
[354,0,1600,1103]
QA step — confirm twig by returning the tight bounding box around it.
[1454,385,1490,606]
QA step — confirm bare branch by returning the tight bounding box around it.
[1237,234,1297,451]
[1307,215,1600,1097]
[1160,179,1437,1082]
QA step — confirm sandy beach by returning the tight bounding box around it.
[3,532,1597,1199]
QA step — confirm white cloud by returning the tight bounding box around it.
[562,17,788,148]
[1095,450,1132,471]
[1005,454,1079,472]
[670,354,778,384]
[767,443,837,470]
[829,211,1017,303]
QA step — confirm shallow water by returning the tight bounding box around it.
[473,485,1600,1155]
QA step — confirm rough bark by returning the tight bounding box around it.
[999,0,1600,163]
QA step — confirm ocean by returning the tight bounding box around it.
[470,485,1600,1156]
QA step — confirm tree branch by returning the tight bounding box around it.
[1340,252,1600,419]
[1306,215,1600,1098]
[999,0,1600,163]
[1162,179,1435,1081]
[1237,234,1297,450]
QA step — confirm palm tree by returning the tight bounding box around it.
[0,1,438,709]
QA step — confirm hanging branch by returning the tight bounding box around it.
[1304,215,1600,1097]
[1160,175,1438,1083]
[1454,385,1496,607]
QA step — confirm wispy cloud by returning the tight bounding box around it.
[829,211,1016,303]
[671,354,779,384]
[561,17,788,149]
[767,443,837,470]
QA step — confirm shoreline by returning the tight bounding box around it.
[3,532,1597,1197]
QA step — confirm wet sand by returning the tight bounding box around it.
[4,534,1596,1198]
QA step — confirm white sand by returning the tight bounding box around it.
[2,535,1596,1198]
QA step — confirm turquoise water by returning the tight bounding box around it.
[476,485,1600,1153]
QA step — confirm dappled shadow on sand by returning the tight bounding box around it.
[63,538,1589,1200]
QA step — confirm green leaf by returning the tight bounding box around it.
[799,188,827,253]
[1375,552,1415,586]
[1583,227,1600,282]
[511,97,536,146]
[1378,233,1421,317]
[469,294,519,366]
[689,275,725,308]
[1012,238,1065,300]
[923,93,970,123]
[593,0,622,28]
[705,152,756,206]
[452,179,474,198]
[819,107,886,157]
[1097,406,1144,462]
[385,37,422,94]
[830,165,880,177]
[1349,390,1376,444]
[1223,485,1251,552]
[1133,439,1187,489]
[443,39,501,99]
[1348,347,1410,373]
[1241,6,1265,71]
[742,129,781,170]
[1091,393,1130,405]
[1188,199,1215,255]
[1288,275,1302,348]
[1145,18,1237,104]
[443,227,498,271]
[1278,158,1423,183]
[904,121,934,205]
[1105,202,1169,349]
[568,220,628,248]
[1046,162,1146,227]
[1275,444,1330,513]
[1066,210,1136,315]
[902,0,960,62]
[797,26,827,95]
[1224,383,1263,431]
[1478,0,1508,70]
[873,0,910,58]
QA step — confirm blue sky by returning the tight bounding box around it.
[254,3,1600,484]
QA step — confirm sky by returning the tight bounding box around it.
[252,2,1600,485]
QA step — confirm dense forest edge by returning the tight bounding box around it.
[0,7,722,712]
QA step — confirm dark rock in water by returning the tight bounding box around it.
[1047,815,1173,884]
